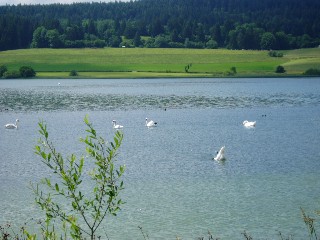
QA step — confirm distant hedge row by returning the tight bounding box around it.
[0,65,36,79]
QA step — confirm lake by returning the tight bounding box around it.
[1,78,320,239]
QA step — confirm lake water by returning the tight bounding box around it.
[1,78,320,239]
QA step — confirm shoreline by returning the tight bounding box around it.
[34,71,311,79]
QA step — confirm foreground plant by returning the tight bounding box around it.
[301,207,318,240]
[30,115,125,239]
[0,223,27,240]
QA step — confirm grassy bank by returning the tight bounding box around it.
[1,48,320,78]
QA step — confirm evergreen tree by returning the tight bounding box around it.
[133,31,142,47]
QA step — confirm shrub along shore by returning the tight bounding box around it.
[0,48,320,79]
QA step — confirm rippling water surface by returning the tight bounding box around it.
[1,78,320,239]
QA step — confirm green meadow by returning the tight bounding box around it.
[0,48,319,78]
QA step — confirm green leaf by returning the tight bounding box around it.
[45,178,51,187]
[79,158,84,173]
[84,114,89,125]
[35,145,40,153]
[78,191,83,200]
[41,151,47,159]
[72,201,77,210]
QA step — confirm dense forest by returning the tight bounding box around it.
[1,0,320,51]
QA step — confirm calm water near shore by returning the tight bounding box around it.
[1,78,320,239]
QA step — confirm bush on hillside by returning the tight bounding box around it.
[269,50,283,57]
[19,66,36,78]
[0,65,8,77]
[3,70,21,79]
[303,68,320,75]
[224,66,237,76]
[275,65,286,73]
[69,70,78,76]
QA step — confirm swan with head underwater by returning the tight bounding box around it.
[112,120,123,129]
[243,120,256,128]
[145,118,157,127]
[5,119,19,129]
[213,146,226,161]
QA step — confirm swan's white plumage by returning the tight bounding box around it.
[214,146,226,161]
[5,119,19,129]
[243,120,256,128]
[145,118,157,127]
[112,120,123,129]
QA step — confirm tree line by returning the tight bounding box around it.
[0,0,320,51]
[0,65,36,78]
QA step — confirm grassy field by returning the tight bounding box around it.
[0,48,319,78]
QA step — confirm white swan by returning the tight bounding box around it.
[243,120,256,128]
[112,120,123,129]
[214,146,226,161]
[5,119,19,129]
[145,118,157,127]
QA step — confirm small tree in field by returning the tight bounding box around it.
[275,65,286,73]
[230,66,237,74]
[30,115,125,239]
[69,70,78,76]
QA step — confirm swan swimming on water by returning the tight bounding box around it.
[243,120,256,128]
[112,120,123,129]
[5,119,19,129]
[145,118,157,127]
[214,146,226,161]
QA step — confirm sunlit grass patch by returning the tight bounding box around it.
[1,47,319,78]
